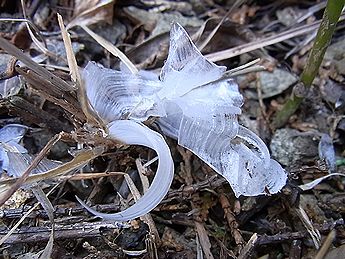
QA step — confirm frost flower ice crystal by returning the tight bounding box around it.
[81,23,287,221]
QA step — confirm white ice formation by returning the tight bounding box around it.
[82,23,287,221]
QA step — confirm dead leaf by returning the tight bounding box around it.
[66,0,115,30]
[123,6,202,37]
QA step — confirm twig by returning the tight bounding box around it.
[195,221,215,259]
[315,230,336,259]
[295,205,321,249]
[164,175,225,202]
[2,210,342,246]
[219,193,244,249]
[80,25,138,74]
[135,159,150,192]
[206,13,344,63]
[0,203,40,245]
[0,37,74,92]
[0,203,123,220]
[197,0,244,51]
[57,13,106,130]
[255,218,343,245]
[0,148,102,196]
[289,240,302,259]
[225,58,261,76]
[20,0,53,57]
[0,18,47,49]
[0,184,59,245]
[177,146,194,185]
[58,171,125,181]
[237,233,258,259]
[206,19,321,62]
[0,221,120,244]
[256,72,268,120]
[124,174,161,245]
[4,96,72,133]
[14,66,86,124]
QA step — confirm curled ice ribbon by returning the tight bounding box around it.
[81,22,287,221]
[77,120,174,221]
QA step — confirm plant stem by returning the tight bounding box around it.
[272,0,344,128]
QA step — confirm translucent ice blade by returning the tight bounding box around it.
[230,144,287,196]
[237,126,270,167]
[77,120,174,221]
[83,62,164,122]
[229,127,286,196]
[157,100,183,139]
[156,23,284,197]
[177,114,239,179]
[158,22,226,99]
[158,79,243,138]
[176,78,243,118]
[176,115,286,197]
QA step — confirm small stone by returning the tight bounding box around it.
[270,128,319,169]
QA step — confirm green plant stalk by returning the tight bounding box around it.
[273,0,344,128]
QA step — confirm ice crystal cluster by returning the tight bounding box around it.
[81,23,287,221]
